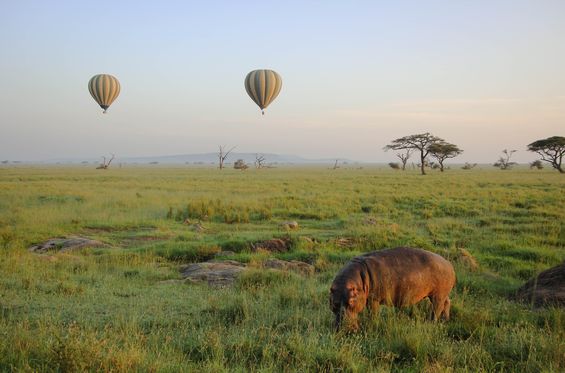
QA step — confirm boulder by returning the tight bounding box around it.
[516,262,565,307]
[28,236,106,253]
[181,260,247,286]
[179,257,314,287]
[262,258,314,276]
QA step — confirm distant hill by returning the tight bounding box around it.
[33,153,358,165]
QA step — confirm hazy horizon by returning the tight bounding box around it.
[1,1,563,163]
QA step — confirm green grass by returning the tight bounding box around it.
[0,165,564,371]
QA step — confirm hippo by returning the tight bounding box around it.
[329,247,456,330]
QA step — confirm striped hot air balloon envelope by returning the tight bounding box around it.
[244,69,282,115]
[88,74,121,113]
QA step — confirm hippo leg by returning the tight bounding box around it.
[334,308,344,331]
[430,295,448,321]
[442,297,451,321]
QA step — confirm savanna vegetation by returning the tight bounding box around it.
[0,165,564,372]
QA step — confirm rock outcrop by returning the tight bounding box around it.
[181,260,247,286]
[28,237,106,253]
[516,262,565,307]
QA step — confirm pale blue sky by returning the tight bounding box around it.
[1,1,564,162]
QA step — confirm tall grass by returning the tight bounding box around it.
[0,166,564,371]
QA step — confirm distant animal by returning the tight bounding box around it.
[329,247,456,331]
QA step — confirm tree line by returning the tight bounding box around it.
[384,134,564,175]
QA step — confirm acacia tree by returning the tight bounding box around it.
[396,149,412,170]
[384,133,444,175]
[428,142,463,172]
[527,136,565,173]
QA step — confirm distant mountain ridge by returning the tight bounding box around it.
[35,153,358,165]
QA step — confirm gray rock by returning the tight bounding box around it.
[28,236,106,253]
[516,262,565,307]
[181,260,247,286]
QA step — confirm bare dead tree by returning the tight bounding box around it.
[96,154,115,169]
[493,149,517,170]
[396,149,412,170]
[218,145,236,170]
[255,154,266,169]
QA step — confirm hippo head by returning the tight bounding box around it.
[329,265,369,331]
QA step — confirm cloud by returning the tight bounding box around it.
[317,96,565,130]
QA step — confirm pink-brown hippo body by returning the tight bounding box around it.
[330,247,456,330]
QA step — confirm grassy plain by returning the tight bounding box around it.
[0,165,564,372]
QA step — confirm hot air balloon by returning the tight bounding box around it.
[244,69,282,115]
[88,74,120,113]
